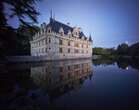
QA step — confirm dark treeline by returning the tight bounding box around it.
[93,42,139,57]
[93,57,139,70]
[0,25,39,56]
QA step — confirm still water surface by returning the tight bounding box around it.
[0,59,139,110]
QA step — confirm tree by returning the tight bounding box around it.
[93,47,103,55]
[93,47,115,55]
[0,0,40,27]
[128,42,139,56]
[15,24,39,55]
[117,43,129,55]
[0,0,41,57]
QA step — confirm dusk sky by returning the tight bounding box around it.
[7,0,139,48]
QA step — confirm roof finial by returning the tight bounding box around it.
[89,34,92,42]
[50,10,52,19]
[53,13,55,20]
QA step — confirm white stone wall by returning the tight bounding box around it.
[30,31,92,60]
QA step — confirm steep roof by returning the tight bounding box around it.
[46,18,86,38]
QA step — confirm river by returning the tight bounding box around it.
[0,58,139,110]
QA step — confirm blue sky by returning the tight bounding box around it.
[7,0,139,48]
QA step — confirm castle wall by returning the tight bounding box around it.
[30,31,92,60]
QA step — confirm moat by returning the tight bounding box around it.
[0,58,139,110]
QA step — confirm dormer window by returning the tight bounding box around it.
[82,36,85,40]
[59,27,64,36]
[60,32,64,36]
[47,27,51,33]
[68,30,71,36]
[48,29,51,33]
[73,27,79,37]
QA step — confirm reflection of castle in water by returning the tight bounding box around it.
[31,59,93,99]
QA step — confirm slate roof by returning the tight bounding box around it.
[47,18,86,39]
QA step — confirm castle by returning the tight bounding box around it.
[30,16,93,60]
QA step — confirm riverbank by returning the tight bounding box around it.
[93,54,139,60]
[92,54,139,70]
[5,56,92,63]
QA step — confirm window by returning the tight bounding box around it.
[49,38,51,43]
[45,39,47,44]
[59,39,63,45]
[60,32,64,36]
[68,41,70,46]
[68,66,71,70]
[48,29,51,33]
[75,43,79,47]
[42,48,44,53]
[45,48,47,52]
[74,64,79,69]
[84,44,86,48]
[68,48,70,53]
[82,44,83,48]
[47,27,51,33]
[60,67,63,72]
[59,48,63,53]
[74,49,79,53]
[45,68,47,72]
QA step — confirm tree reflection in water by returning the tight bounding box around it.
[93,57,139,70]
[1,58,139,110]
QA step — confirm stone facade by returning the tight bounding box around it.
[30,17,93,60]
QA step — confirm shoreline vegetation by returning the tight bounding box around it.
[92,55,139,70]
[92,42,139,69]
[93,42,139,60]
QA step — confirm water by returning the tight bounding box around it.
[0,58,139,110]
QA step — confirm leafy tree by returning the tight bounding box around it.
[93,47,115,55]
[93,47,103,55]
[128,42,139,56]
[0,0,41,57]
[15,24,39,55]
[0,0,40,27]
[117,43,129,55]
